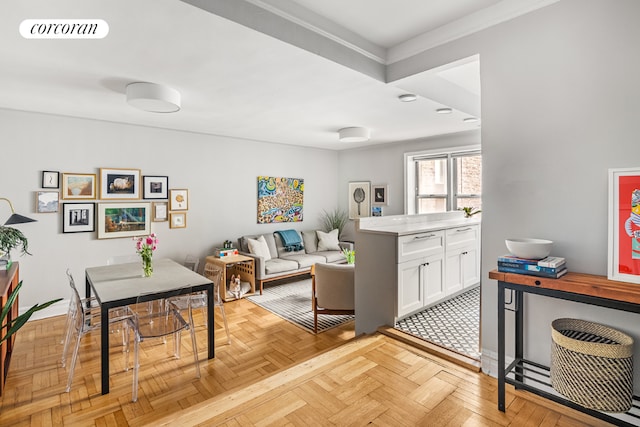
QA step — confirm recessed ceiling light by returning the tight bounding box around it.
[398,94,417,102]
[463,117,478,123]
[436,108,453,114]
[126,82,181,113]
[338,127,370,143]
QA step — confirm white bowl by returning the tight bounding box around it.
[505,238,553,260]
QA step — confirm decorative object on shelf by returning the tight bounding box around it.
[320,208,348,240]
[134,233,158,277]
[169,188,189,211]
[169,211,187,229]
[342,248,355,264]
[608,167,640,284]
[372,184,388,206]
[41,171,60,189]
[257,176,304,223]
[97,202,151,239]
[1,280,61,345]
[62,203,95,233]
[459,206,481,218]
[371,206,382,217]
[142,175,168,199]
[100,168,141,200]
[0,198,36,269]
[348,181,370,219]
[223,240,233,249]
[36,191,59,213]
[61,173,96,200]
[152,202,168,222]
[550,318,634,412]
[505,238,552,260]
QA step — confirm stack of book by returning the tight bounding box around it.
[214,247,239,258]
[497,255,567,278]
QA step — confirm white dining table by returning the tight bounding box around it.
[85,258,215,395]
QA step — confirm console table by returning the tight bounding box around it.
[490,269,640,426]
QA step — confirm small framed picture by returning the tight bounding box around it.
[372,184,389,206]
[169,189,189,210]
[97,202,151,239]
[42,171,60,189]
[36,191,59,213]
[100,168,141,200]
[63,203,95,233]
[152,202,168,222]
[62,173,97,200]
[372,206,383,217]
[170,212,187,229]
[143,175,169,199]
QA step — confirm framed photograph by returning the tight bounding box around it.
[372,184,389,206]
[61,173,96,200]
[42,171,60,189]
[169,189,189,211]
[100,168,141,200]
[348,181,370,219]
[36,191,59,213]
[169,212,187,229]
[97,202,151,239]
[608,168,640,284]
[143,175,169,199]
[62,203,95,233]
[152,202,168,222]
[372,206,383,217]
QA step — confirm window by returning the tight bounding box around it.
[406,147,481,214]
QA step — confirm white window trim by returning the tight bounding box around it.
[404,144,481,214]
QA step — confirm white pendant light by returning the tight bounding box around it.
[338,127,370,143]
[126,82,181,113]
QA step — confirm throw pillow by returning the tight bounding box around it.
[317,229,341,251]
[248,235,272,260]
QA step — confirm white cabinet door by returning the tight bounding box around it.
[445,250,464,295]
[462,245,480,288]
[423,255,445,306]
[397,258,424,318]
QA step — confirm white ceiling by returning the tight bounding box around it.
[0,0,558,150]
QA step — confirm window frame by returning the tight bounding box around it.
[404,145,481,215]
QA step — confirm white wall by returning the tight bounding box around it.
[0,108,339,317]
[344,0,640,390]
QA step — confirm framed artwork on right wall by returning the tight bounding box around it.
[608,167,640,284]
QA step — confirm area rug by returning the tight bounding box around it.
[246,279,354,334]
[395,286,480,359]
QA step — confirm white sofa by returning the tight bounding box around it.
[237,229,351,293]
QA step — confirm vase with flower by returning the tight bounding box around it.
[134,233,158,277]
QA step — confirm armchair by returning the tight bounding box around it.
[311,263,355,333]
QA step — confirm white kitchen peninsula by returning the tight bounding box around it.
[355,211,481,335]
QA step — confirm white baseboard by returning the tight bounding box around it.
[22,299,69,321]
[480,349,513,379]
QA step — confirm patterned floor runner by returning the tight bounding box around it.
[246,279,354,334]
[395,286,480,360]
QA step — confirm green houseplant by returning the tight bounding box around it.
[0,225,61,344]
[320,208,349,240]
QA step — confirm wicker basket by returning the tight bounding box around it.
[550,318,634,412]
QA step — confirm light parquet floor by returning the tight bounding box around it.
[0,298,613,426]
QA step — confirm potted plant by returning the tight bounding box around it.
[320,208,349,240]
[1,281,61,344]
[0,225,30,267]
[459,206,482,218]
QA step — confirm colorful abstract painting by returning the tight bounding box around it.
[257,176,304,223]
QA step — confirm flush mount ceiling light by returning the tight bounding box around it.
[398,94,417,102]
[338,127,370,143]
[126,82,181,113]
[436,107,453,114]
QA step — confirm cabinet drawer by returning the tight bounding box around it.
[446,225,479,249]
[398,231,444,262]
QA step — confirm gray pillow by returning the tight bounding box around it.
[317,229,340,251]
[302,230,318,253]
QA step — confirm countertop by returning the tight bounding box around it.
[356,213,481,236]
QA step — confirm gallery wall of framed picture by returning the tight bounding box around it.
[35,168,190,238]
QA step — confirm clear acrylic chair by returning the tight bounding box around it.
[62,269,130,392]
[167,264,230,344]
[184,254,200,273]
[125,287,200,402]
